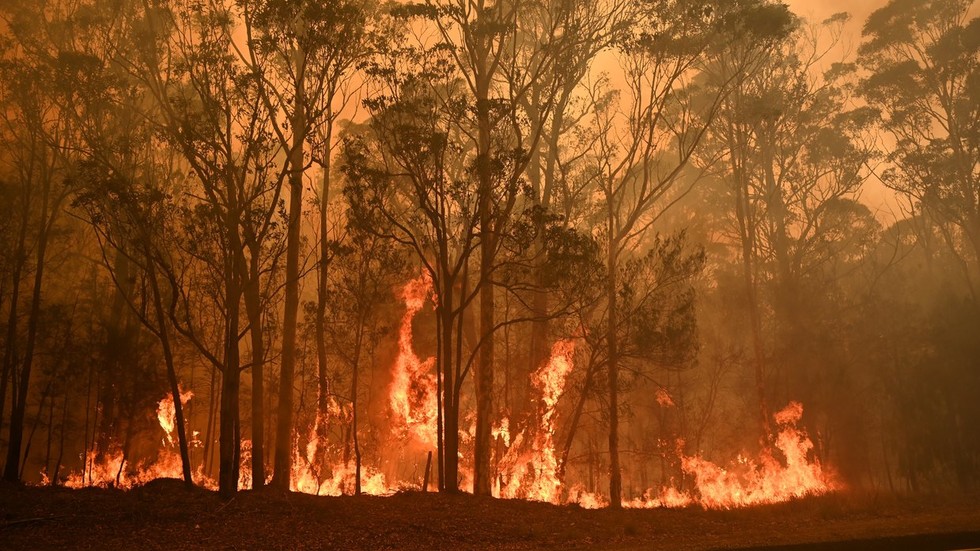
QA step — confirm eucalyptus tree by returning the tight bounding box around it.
[587,0,795,507]
[111,0,288,497]
[699,14,876,437]
[506,0,632,443]
[236,0,374,488]
[0,6,76,481]
[859,0,980,299]
[409,0,625,496]
[343,48,481,490]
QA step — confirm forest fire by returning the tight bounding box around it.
[497,339,575,503]
[54,306,838,508]
[8,3,979,548]
[389,274,439,449]
[63,392,198,489]
[625,402,838,510]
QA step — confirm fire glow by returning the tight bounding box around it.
[53,277,839,509]
[389,273,439,449]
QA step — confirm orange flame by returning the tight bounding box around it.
[157,388,193,447]
[63,389,204,489]
[497,339,575,504]
[388,273,438,449]
[626,401,839,510]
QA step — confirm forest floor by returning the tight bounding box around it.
[1,480,979,550]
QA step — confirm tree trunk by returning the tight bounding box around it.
[316,119,333,445]
[147,259,193,486]
[243,253,265,488]
[273,78,306,490]
[473,63,494,498]
[3,182,53,482]
[439,277,459,493]
[606,237,622,508]
[218,191,245,497]
[730,127,772,437]
[350,309,364,496]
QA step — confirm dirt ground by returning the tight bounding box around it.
[1,481,979,550]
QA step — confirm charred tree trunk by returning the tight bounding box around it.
[439,277,459,493]
[350,305,364,496]
[219,208,244,498]
[3,179,54,482]
[147,259,193,486]
[316,119,333,445]
[0,189,29,449]
[243,252,265,488]
[606,236,622,509]
[273,73,306,490]
[473,61,494,499]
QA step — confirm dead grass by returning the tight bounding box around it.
[1,481,978,550]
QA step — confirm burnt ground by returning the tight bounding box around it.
[1,481,979,550]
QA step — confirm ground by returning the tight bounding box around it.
[1,482,979,550]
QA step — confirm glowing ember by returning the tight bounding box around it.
[388,273,438,448]
[655,388,675,408]
[497,339,575,504]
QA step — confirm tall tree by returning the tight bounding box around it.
[0,29,73,482]
[239,0,373,489]
[859,0,980,298]
[588,0,794,507]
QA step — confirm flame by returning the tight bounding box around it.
[626,401,839,510]
[388,273,438,449]
[51,324,839,511]
[567,484,608,509]
[157,388,193,446]
[63,389,206,489]
[497,339,575,504]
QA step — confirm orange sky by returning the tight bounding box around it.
[786,0,908,224]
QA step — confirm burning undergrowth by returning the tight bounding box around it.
[51,275,839,509]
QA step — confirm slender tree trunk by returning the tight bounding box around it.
[273,74,306,490]
[3,184,53,482]
[606,236,622,508]
[53,394,67,484]
[731,131,771,437]
[316,119,333,443]
[473,64,494,498]
[350,312,363,496]
[0,208,28,444]
[147,260,193,486]
[218,200,245,497]
[558,358,598,486]
[243,253,265,488]
[203,364,218,477]
[440,278,458,493]
[44,385,55,476]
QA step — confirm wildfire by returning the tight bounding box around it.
[63,390,199,489]
[157,388,193,446]
[51,321,839,511]
[497,339,575,504]
[388,273,439,449]
[625,401,839,510]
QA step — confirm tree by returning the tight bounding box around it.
[587,0,795,507]
[859,0,980,298]
[116,0,287,496]
[344,61,481,491]
[700,14,875,437]
[0,28,73,482]
[238,0,373,489]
